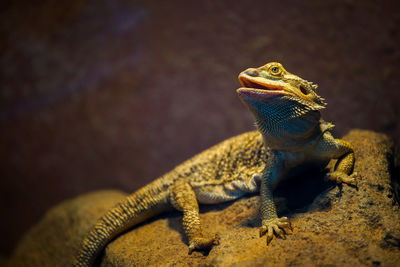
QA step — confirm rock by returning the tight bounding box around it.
[7,130,400,266]
[6,191,127,267]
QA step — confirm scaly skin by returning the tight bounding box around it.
[74,62,358,266]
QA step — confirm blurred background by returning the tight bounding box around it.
[1,0,399,256]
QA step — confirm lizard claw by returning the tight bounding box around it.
[188,234,220,254]
[327,171,360,186]
[260,217,292,245]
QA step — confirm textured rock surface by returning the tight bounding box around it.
[7,130,400,266]
[6,191,128,267]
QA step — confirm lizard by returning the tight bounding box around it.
[74,62,358,266]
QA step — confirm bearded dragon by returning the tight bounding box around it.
[75,62,358,266]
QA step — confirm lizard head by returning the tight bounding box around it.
[237,62,326,110]
[236,62,326,150]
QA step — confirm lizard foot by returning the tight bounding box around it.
[259,217,292,245]
[327,171,360,186]
[188,234,220,254]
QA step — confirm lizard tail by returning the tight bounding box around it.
[74,179,171,267]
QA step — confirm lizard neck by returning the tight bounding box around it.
[251,97,323,151]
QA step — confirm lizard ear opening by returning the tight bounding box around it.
[300,85,309,95]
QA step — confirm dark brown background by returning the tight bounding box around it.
[1,0,399,256]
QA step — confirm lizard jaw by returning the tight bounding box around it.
[236,87,285,100]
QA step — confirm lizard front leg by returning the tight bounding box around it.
[169,180,219,254]
[259,154,292,245]
[319,133,359,185]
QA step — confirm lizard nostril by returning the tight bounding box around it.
[245,69,259,77]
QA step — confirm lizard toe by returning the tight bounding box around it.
[326,171,359,186]
[188,234,219,254]
[260,217,291,246]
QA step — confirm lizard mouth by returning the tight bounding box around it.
[237,73,286,99]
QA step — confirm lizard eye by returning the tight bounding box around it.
[269,66,281,75]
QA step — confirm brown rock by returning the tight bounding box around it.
[7,191,127,267]
[7,130,400,266]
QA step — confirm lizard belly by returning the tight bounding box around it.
[195,184,245,204]
[194,174,262,204]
